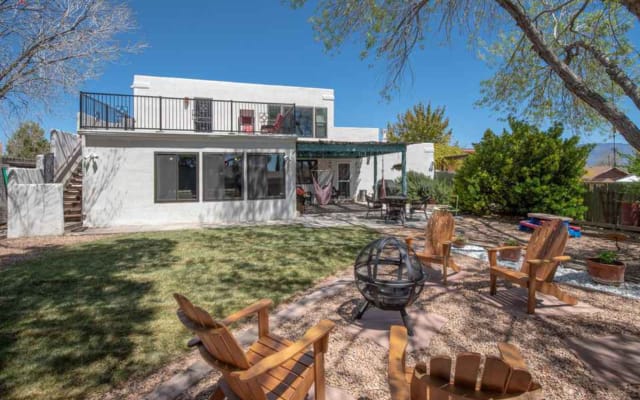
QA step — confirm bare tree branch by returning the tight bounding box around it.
[0,0,144,117]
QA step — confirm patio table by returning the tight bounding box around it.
[382,196,407,225]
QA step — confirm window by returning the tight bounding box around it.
[295,107,314,137]
[247,153,286,200]
[296,160,318,184]
[315,108,327,138]
[155,153,198,202]
[203,153,244,201]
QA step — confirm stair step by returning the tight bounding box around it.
[64,214,82,221]
[64,222,85,232]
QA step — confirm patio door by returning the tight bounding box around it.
[194,98,212,132]
[337,163,351,198]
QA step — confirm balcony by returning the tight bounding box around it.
[79,92,297,135]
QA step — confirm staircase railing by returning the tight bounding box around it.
[51,130,82,184]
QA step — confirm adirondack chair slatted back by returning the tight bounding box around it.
[521,219,568,281]
[410,353,536,399]
[174,294,251,370]
[424,210,455,256]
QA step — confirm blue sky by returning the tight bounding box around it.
[22,1,623,147]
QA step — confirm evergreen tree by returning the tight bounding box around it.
[6,122,49,159]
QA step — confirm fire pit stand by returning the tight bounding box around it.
[353,236,427,336]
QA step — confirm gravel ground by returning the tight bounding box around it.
[5,216,640,399]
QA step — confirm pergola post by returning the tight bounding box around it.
[373,155,378,199]
[401,148,407,196]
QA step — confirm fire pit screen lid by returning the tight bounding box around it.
[354,236,425,284]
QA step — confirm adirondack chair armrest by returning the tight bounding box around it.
[221,299,273,325]
[552,255,571,263]
[487,245,524,253]
[405,234,425,246]
[388,325,411,400]
[232,319,335,382]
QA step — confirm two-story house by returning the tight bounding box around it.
[78,75,434,227]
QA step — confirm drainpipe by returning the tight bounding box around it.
[401,148,407,196]
[373,155,378,199]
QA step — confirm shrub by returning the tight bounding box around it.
[398,171,453,203]
[454,119,592,219]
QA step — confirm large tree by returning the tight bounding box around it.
[386,102,452,144]
[5,121,49,159]
[386,102,463,169]
[0,0,143,115]
[291,0,640,150]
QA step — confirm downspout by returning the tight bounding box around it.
[401,147,407,196]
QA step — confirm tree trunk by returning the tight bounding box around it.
[620,0,640,21]
[495,0,640,152]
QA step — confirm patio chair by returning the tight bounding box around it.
[405,210,461,285]
[174,294,335,400]
[488,219,577,314]
[389,325,543,400]
[365,193,384,218]
[260,113,285,133]
[409,197,430,219]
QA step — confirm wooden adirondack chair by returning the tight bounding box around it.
[389,325,543,400]
[405,210,460,285]
[174,294,335,400]
[488,219,577,314]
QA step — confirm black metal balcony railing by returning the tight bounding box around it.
[79,92,297,134]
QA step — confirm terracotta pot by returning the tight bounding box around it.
[620,202,639,227]
[498,245,521,262]
[586,257,626,285]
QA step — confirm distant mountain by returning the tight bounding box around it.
[586,143,635,167]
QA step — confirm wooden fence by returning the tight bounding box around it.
[581,182,640,231]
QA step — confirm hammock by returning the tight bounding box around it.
[312,173,333,205]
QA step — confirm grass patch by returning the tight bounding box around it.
[0,225,378,400]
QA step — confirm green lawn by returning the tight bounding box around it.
[0,225,378,400]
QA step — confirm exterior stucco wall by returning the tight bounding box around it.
[329,127,380,142]
[82,132,297,228]
[7,182,64,238]
[7,167,44,184]
[50,130,80,173]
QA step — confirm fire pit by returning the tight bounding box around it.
[354,236,427,336]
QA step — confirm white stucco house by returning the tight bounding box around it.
[78,75,434,228]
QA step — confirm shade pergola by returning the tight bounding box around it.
[296,140,408,194]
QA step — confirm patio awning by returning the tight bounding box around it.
[296,140,406,159]
[296,140,408,195]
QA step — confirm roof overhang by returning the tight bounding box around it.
[296,140,406,159]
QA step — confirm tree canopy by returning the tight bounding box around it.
[386,102,452,144]
[454,118,592,219]
[5,121,49,159]
[291,0,640,151]
[0,0,143,117]
[386,102,463,170]
[624,152,640,176]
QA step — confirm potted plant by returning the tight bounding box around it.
[498,238,522,262]
[586,250,626,285]
[452,234,467,248]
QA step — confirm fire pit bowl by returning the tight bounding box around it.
[354,236,427,336]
